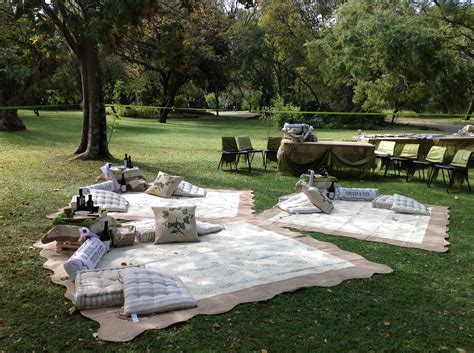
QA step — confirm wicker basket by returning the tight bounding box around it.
[111,225,136,247]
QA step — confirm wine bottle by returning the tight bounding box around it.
[120,174,127,193]
[86,194,94,212]
[101,220,111,251]
[78,188,86,210]
[124,153,128,168]
[327,181,336,200]
[127,155,133,168]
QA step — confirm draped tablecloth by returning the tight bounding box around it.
[277,140,376,176]
[360,136,474,161]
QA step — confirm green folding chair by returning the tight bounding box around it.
[217,137,250,171]
[374,141,396,177]
[237,135,265,171]
[428,149,472,192]
[411,146,447,183]
[264,136,282,168]
[388,144,420,180]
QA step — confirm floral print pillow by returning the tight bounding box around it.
[152,206,199,244]
[145,172,183,198]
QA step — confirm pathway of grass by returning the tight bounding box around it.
[0,111,472,352]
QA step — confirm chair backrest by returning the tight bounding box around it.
[425,146,447,164]
[451,149,472,168]
[237,135,253,151]
[222,137,239,152]
[376,141,396,155]
[400,144,420,159]
[267,136,282,150]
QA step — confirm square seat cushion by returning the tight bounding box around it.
[125,219,224,243]
[74,267,137,310]
[372,195,394,210]
[173,181,207,198]
[119,267,197,317]
[145,172,183,198]
[391,194,429,215]
[303,187,334,214]
[152,206,199,244]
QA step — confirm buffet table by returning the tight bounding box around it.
[277,140,376,176]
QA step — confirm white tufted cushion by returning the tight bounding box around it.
[70,190,128,212]
[74,267,137,310]
[119,267,197,317]
[173,181,207,198]
[335,187,379,201]
[391,194,429,215]
[63,238,107,280]
[372,195,394,209]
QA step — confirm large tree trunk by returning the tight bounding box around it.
[74,61,90,154]
[159,80,180,123]
[215,91,219,117]
[463,95,473,121]
[0,110,25,132]
[72,41,111,160]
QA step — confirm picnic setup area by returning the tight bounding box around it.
[1,110,473,352]
[1,0,474,351]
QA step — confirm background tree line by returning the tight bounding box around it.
[1,0,472,159]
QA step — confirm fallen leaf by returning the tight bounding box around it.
[384,320,390,326]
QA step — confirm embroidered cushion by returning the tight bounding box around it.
[41,225,82,244]
[145,172,183,198]
[63,238,107,280]
[372,195,394,209]
[74,267,138,310]
[335,187,379,201]
[128,179,149,192]
[391,194,429,215]
[303,187,334,214]
[119,267,197,317]
[173,181,207,198]
[152,206,199,244]
[89,215,121,235]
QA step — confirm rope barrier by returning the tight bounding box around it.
[0,103,468,119]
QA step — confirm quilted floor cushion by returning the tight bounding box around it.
[372,195,394,209]
[173,181,207,197]
[391,194,429,215]
[75,267,135,310]
[119,267,197,317]
[70,190,129,212]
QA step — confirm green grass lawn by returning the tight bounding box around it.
[0,111,472,352]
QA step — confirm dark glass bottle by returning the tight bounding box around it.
[86,194,94,212]
[124,153,128,168]
[77,188,86,210]
[327,181,336,200]
[127,155,133,168]
[101,220,111,250]
[120,174,127,193]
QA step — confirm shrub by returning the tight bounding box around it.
[310,114,386,129]
[269,97,302,128]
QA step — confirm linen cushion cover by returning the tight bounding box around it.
[74,267,137,310]
[152,206,199,244]
[146,172,183,198]
[119,267,197,317]
[173,181,207,198]
[303,187,334,214]
[372,195,395,210]
[70,190,129,212]
[128,179,149,192]
[391,194,429,215]
[89,215,121,235]
[125,219,224,243]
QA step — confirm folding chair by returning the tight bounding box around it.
[237,135,265,172]
[217,137,250,171]
[264,136,282,169]
[374,141,396,177]
[428,149,472,192]
[388,144,420,180]
[411,146,447,183]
